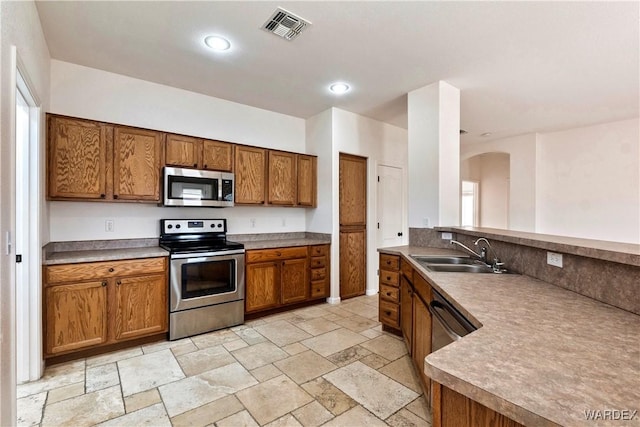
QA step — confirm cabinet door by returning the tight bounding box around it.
[165,134,201,168]
[48,116,109,200]
[246,261,280,312]
[297,155,316,207]
[412,292,432,394]
[235,146,266,204]
[202,140,233,171]
[113,126,163,201]
[268,151,297,205]
[339,154,367,226]
[45,281,108,355]
[400,276,414,353]
[113,274,167,341]
[339,228,366,298]
[281,258,308,304]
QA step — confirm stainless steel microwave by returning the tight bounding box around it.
[163,167,234,207]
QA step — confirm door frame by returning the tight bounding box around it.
[14,49,44,387]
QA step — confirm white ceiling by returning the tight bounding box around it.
[35,1,639,144]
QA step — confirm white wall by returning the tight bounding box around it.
[0,1,51,423]
[461,133,537,232]
[331,108,408,297]
[478,153,510,229]
[408,81,460,228]
[49,61,308,240]
[305,109,333,234]
[536,118,639,243]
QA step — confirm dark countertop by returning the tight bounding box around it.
[379,245,640,427]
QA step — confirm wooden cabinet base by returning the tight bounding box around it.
[45,333,167,366]
[432,382,524,427]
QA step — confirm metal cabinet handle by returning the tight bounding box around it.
[116,280,122,286]
[204,164,208,168]
[114,194,119,199]
[385,311,391,316]
[193,163,198,167]
[101,281,107,287]
[386,276,391,281]
[108,268,114,272]
[386,292,392,297]
[100,194,106,198]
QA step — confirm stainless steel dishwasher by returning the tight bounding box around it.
[429,290,476,351]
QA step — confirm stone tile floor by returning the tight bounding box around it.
[18,295,432,426]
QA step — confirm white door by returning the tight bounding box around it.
[377,165,404,248]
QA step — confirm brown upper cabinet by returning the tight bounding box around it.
[297,155,317,207]
[165,134,233,172]
[113,126,163,201]
[165,134,201,168]
[48,114,316,207]
[48,115,163,203]
[235,146,267,205]
[339,154,367,226]
[48,116,110,200]
[268,150,297,205]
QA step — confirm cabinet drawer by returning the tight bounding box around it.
[311,280,327,298]
[310,245,329,257]
[400,258,414,282]
[379,300,399,328]
[380,254,400,271]
[380,270,399,287]
[311,268,326,281]
[246,247,308,263]
[380,284,399,303]
[46,257,166,284]
[310,256,326,269]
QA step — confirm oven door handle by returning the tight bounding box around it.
[428,301,463,342]
[170,249,246,259]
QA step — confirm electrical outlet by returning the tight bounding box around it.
[422,217,430,227]
[441,232,453,240]
[250,218,256,228]
[547,251,563,268]
[105,220,114,232]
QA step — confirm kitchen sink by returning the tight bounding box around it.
[410,255,475,265]
[409,254,513,274]
[423,264,493,273]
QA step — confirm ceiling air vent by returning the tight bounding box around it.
[262,7,311,41]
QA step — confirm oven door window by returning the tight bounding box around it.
[168,176,218,202]
[181,259,236,298]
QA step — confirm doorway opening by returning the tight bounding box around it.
[461,180,479,227]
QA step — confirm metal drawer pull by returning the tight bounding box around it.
[108,268,114,272]
[101,281,107,287]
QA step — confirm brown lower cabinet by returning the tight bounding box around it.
[245,244,329,314]
[380,253,432,397]
[432,382,524,427]
[44,257,168,358]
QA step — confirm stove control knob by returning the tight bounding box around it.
[167,224,173,229]
[217,224,223,228]
[176,224,181,229]
[210,224,215,228]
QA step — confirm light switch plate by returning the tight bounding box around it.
[547,251,563,268]
[441,232,453,240]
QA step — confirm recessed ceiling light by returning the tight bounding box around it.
[329,82,350,95]
[204,35,231,51]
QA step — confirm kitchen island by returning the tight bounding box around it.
[379,244,640,426]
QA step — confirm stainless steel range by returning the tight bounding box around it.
[160,219,245,340]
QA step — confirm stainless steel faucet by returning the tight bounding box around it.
[450,240,485,262]
[473,237,504,271]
